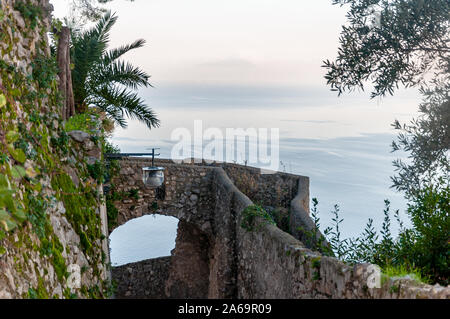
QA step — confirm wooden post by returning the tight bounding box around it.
[56,26,75,120]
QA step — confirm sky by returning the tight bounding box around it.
[49,0,424,259]
[52,0,376,86]
[51,0,421,141]
[53,0,351,87]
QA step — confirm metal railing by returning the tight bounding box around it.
[106,148,160,166]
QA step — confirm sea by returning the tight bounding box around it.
[109,85,421,266]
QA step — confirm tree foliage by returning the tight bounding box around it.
[323,0,450,98]
[391,77,450,199]
[71,11,159,130]
[313,196,449,285]
[322,1,449,285]
[67,0,134,21]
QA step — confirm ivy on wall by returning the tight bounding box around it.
[0,0,111,299]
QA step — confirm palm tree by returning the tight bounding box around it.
[71,11,159,129]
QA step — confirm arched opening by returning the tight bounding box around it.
[109,213,213,299]
[109,214,179,266]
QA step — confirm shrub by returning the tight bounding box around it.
[312,186,449,286]
[64,113,98,133]
[241,205,276,232]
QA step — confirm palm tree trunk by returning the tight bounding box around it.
[56,26,75,120]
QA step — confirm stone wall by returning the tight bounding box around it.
[110,159,449,299]
[0,0,110,298]
[108,158,308,298]
[165,220,212,298]
[236,221,449,299]
[108,158,312,240]
[219,169,449,299]
[109,158,216,233]
[112,257,171,299]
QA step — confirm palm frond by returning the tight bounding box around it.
[91,59,151,90]
[85,10,117,51]
[102,39,146,65]
[91,85,160,130]
[71,11,158,129]
[71,11,118,108]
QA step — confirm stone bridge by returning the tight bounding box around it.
[107,158,449,299]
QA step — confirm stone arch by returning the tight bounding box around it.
[107,158,321,299]
[107,160,219,298]
[108,160,216,235]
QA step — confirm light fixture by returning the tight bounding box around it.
[142,148,165,188]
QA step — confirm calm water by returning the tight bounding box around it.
[109,215,179,266]
[109,86,419,266]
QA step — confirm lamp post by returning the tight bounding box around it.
[142,148,165,188]
[106,148,165,188]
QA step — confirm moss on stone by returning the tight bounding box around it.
[0,3,109,298]
[28,276,49,299]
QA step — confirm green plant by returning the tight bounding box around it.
[103,279,117,298]
[311,257,321,269]
[50,131,70,155]
[267,207,290,233]
[324,0,449,98]
[103,143,119,156]
[31,54,58,90]
[0,15,112,297]
[128,188,139,200]
[313,192,449,285]
[300,198,334,256]
[28,277,50,299]
[64,113,98,133]
[326,204,349,260]
[389,284,400,294]
[106,198,118,230]
[241,205,276,232]
[322,0,449,286]
[14,1,42,30]
[150,201,158,211]
[87,161,106,183]
[70,11,159,129]
[382,264,430,285]
[396,184,449,285]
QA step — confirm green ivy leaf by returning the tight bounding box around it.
[3,219,17,232]
[0,94,6,107]
[0,189,16,212]
[0,210,7,220]
[31,182,42,192]
[12,209,27,223]
[25,166,37,178]
[0,209,17,232]
[7,144,26,163]
[6,131,20,143]
[0,174,10,188]
[11,165,26,179]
